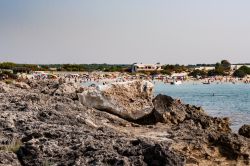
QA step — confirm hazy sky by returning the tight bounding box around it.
[0,0,250,64]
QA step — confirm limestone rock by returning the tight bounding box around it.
[152,94,187,124]
[0,80,249,165]
[239,124,250,138]
[0,82,9,93]
[213,133,250,162]
[14,82,30,89]
[152,94,231,133]
[0,151,21,166]
[78,80,154,120]
[54,82,79,99]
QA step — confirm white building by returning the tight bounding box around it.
[231,64,250,70]
[194,66,215,71]
[131,63,163,73]
[171,72,188,79]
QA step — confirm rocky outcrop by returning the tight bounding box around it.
[78,80,154,120]
[152,94,231,132]
[54,82,80,99]
[212,133,250,161]
[0,80,249,165]
[0,151,21,166]
[239,124,250,138]
[152,94,187,124]
[151,94,250,165]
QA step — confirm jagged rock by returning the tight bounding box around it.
[0,151,21,166]
[152,94,187,124]
[54,82,79,99]
[0,80,249,165]
[152,94,231,133]
[78,80,154,120]
[239,124,250,138]
[14,82,30,89]
[213,133,250,163]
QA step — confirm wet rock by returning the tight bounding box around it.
[239,124,250,138]
[78,80,154,120]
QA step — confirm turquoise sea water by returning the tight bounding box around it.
[82,81,250,131]
[155,82,250,131]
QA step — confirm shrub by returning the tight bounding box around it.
[233,69,247,78]
[188,69,207,78]
[238,66,250,74]
[0,71,18,79]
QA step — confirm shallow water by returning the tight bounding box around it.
[155,81,250,132]
[82,80,250,132]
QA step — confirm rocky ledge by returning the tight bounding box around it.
[0,80,249,166]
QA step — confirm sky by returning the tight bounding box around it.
[0,0,250,64]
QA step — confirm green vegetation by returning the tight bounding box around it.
[0,62,16,69]
[0,60,249,78]
[0,62,41,71]
[188,69,207,78]
[60,64,130,72]
[0,71,18,80]
[0,62,130,72]
[221,60,231,71]
[207,60,231,76]
[161,64,187,74]
[233,66,250,78]
[233,69,247,78]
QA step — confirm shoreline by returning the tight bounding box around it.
[0,79,249,165]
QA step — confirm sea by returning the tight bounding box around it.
[155,81,250,132]
[82,80,250,132]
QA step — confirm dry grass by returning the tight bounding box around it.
[0,139,22,153]
[42,159,53,166]
[4,79,13,84]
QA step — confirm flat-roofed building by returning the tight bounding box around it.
[171,72,188,80]
[131,63,163,73]
[231,64,250,70]
[194,66,215,71]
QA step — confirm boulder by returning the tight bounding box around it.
[152,94,231,132]
[152,94,187,124]
[239,124,250,138]
[78,80,154,120]
[54,82,79,99]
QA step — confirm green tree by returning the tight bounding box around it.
[233,70,247,78]
[188,69,207,78]
[221,60,231,71]
[0,62,16,69]
[233,65,250,78]
[238,66,250,74]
